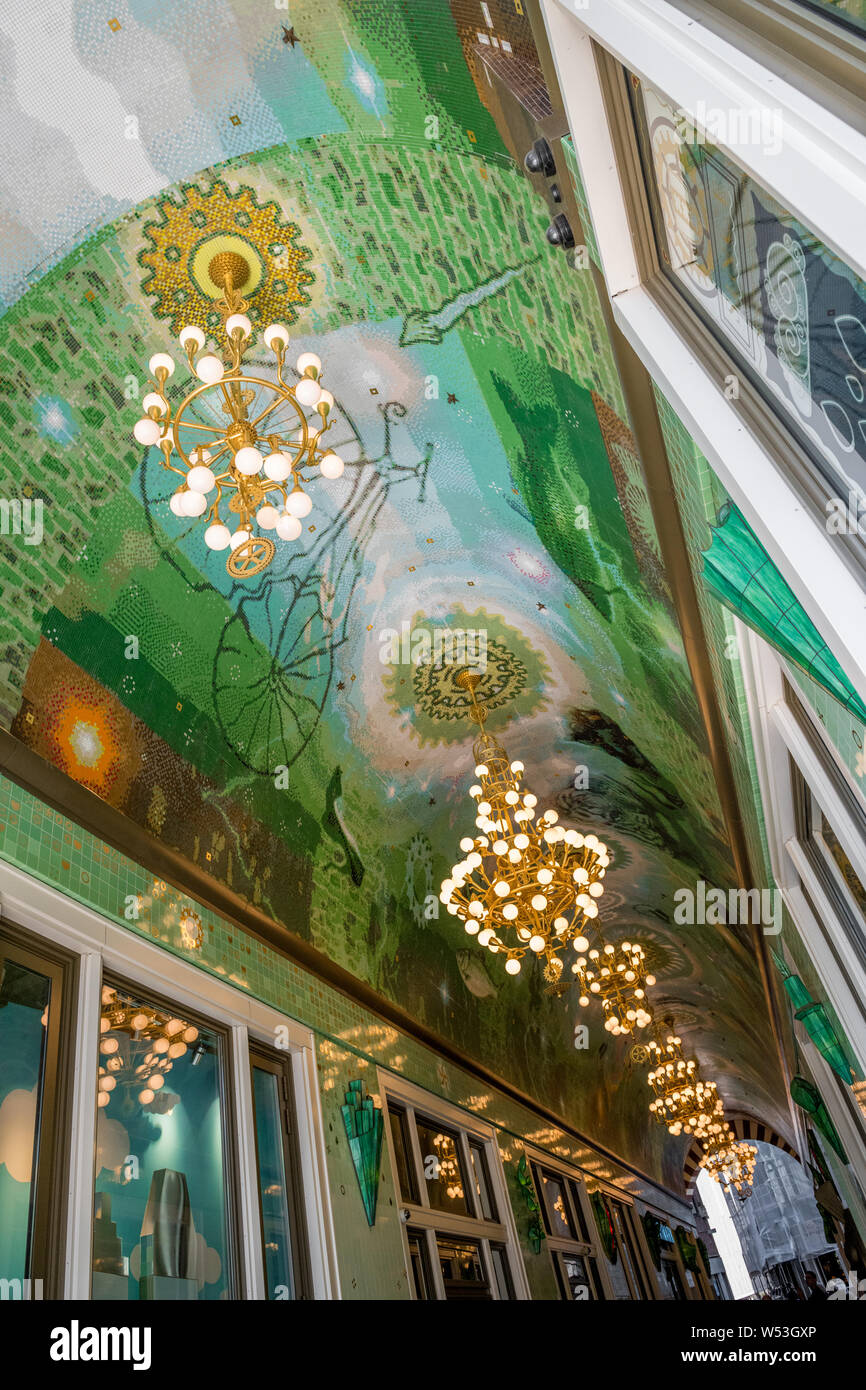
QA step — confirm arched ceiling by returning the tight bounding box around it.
[0,0,791,1190]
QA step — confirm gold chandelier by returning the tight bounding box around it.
[572,936,655,1035]
[133,250,344,579]
[646,1025,723,1136]
[699,1125,758,1196]
[97,985,199,1111]
[440,671,610,984]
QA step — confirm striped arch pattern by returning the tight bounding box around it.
[683,1114,799,1195]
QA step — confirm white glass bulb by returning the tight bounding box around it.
[234,446,264,475]
[295,377,322,408]
[264,323,290,349]
[169,491,188,517]
[264,451,292,482]
[504,790,519,805]
[589,881,604,898]
[477,929,493,947]
[553,917,569,934]
[523,793,537,808]
[276,512,303,541]
[316,389,335,414]
[229,528,251,551]
[508,849,521,864]
[256,504,279,530]
[475,764,489,777]
[319,451,344,479]
[514,833,529,850]
[204,523,232,551]
[531,894,547,911]
[139,1088,155,1105]
[187,464,215,493]
[537,868,553,885]
[179,325,206,351]
[286,488,312,518]
[134,416,161,446]
[459,837,474,852]
[182,490,207,516]
[505,958,521,975]
[510,761,524,773]
[493,881,509,897]
[141,391,167,416]
[296,351,321,378]
[529,935,545,953]
[195,354,224,383]
[149,352,175,376]
[502,903,518,920]
[226,313,252,338]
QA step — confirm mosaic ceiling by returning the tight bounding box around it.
[0,0,791,1189]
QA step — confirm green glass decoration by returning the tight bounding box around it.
[341,1080,384,1227]
[676,1225,700,1273]
[702,502,866,723]
[515,1152,545,1253]
[771,953,854,1082]
[790,1074,848,1162]
[642,1212,662,1270]
[590,1191,617,1263]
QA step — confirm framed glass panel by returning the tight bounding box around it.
[415,1117,470,1216]
[92,981,235,1300]
[407,1228,434,1299]
[250,1049,309,1300]
[388,1106,419,1205]
[787,0,866,35]
[469,1138,497,1222]
[436,1236,491,1299]
[489,1243,514,1300]
[536,1167,577,1239]
[554,1251,598,1301]
[0,950,51,1287]
[0,928,69,1298]
[610,1201,650,1299]
[630,71,866,516]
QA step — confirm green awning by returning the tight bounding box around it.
[702,502,866,725]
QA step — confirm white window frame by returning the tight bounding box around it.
[539,0,866,701]
[0,858,340,1300]
[524,1145,618,1299]
[380,1072,530,1300]
[737,618,866,1076]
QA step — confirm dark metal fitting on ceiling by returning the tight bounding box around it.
[524,137,556,177]
[545,213,574,249]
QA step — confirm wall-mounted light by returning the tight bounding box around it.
[546,214,575,249]
[524,137,556,177]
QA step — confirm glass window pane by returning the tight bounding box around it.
[789,0,866,36]
[469,1139,497,1221]
[389,1107,419,1204]
[407,1229,433,1300]
[631,72,866,511]
[814,807,866,924]
[539,1170,577,1239]
[610,1202,647,1299]
[92,983,232,1300]
[436,1236,491,1299]
[252,1064,296,1300]
[0,956,51,1285]
[490,1244,514,1300]
[415,1118,469,1215]
[559,1252,596,1301]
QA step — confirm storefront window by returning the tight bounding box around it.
[92,982,233,1300]
[251,1057,302,1300]
[631,72,866,515]
[415,1118,469,1216]
[0,951,51,1286]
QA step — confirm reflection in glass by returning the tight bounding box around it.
[415,1118,468,1215]
[631,74,866,510]
[490,1244,514,1300]
[437,1236,490,1299]
[469,1139,496,1222]
[540,1171,576,1239]
[91,984,231,1300]
[252,1065,296,1300]
[559,1253,594,1301]
[0,958,50,1283]
[407,1229,433,1299]
[388,1107,418,1204]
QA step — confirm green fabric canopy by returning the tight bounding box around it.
[701,502,866,725]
